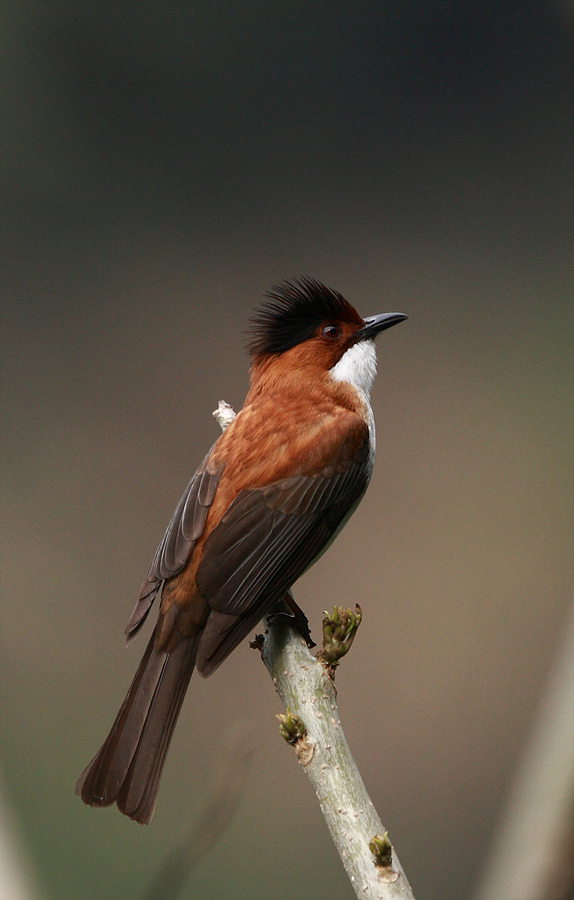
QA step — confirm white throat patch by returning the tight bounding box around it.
[330,339,377,461]
[329,339,377,396]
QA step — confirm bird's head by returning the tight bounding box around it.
[248,277,407,396]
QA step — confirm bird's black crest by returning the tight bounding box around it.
[248,277,362,356]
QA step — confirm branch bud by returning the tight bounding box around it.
[318,604,362,672]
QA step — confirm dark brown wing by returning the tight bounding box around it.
[195,427,371,675]
[125,447,222,642]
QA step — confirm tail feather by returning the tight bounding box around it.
[75,627,199,824]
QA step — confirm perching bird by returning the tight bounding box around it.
[76,277,407,823]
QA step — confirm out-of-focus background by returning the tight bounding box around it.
[2,3,573,899]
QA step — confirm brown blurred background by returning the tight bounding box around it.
[1,2,573,898]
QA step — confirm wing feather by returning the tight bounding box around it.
[195,427,371,674]
[125,448,223,642]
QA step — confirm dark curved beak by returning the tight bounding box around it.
[355,312,408,341]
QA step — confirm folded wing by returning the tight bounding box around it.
[196,421,370,675]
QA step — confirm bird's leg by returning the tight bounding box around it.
[266,592,316,649]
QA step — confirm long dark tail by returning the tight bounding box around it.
[75,627,199,824]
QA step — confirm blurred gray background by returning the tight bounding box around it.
[2,2,573,898]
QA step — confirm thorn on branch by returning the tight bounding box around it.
[317,604,362,675]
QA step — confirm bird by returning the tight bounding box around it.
[75,277,407,824]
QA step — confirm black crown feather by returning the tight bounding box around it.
[248,277,362,356]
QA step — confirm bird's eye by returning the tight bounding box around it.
[322,324,340,339]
